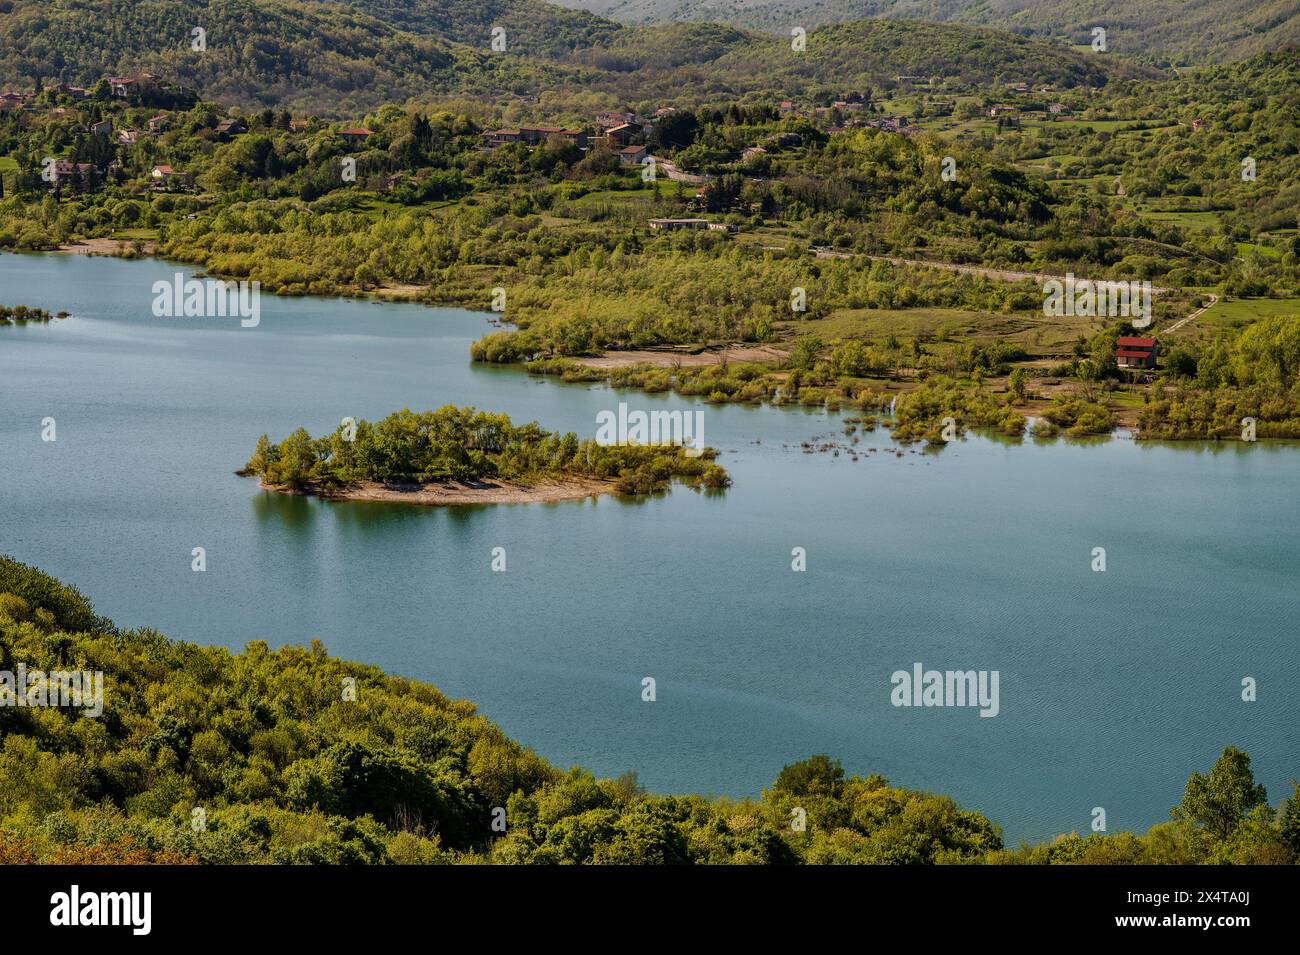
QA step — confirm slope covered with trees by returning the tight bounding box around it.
[314,0,623,55]
[0,0,587,113]
[556,0,1300,65]
[0,0,1151,113]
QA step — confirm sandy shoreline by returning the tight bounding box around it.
[57,237,157,255]
[259,477,615,506]
[575,345,787,369]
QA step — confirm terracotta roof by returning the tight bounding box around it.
[1116,336,1156,347]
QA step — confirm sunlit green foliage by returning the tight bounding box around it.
[242,405,727,493]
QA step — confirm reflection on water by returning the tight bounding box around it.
[252,487,318,531]
[1134,437,1300,456]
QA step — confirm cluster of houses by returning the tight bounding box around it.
[480,109,674,153]
[481,126,588,149]
[1,74,163,110]
[777,99,913,134]
[987,102,1072,121]
[478,106,696,155]
[0,90,35,111]
[26,105,366,194]
[479,99,918,162]
[986,82,1075,121]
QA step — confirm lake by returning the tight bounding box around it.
[1,252,1296,842]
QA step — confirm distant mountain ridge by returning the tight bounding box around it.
[550,0,1300,64]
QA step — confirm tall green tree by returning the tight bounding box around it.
[1174,746,1268,840]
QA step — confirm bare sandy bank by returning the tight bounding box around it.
[575,345,787,369]
[57,237,158,255]
[260,477,615,506]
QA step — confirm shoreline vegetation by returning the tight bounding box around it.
[17,240,1300,443]
[1,556,1296,865]
[518,310,1300,443]
[239,405,730,504]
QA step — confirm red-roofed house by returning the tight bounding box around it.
[337,127,372,146]
[518,126,588,148]
[518,125,563,146]
[595,111,637,129]
[619,144,648,165]
[107,76,138,98]
[1116,336,1158,369]
[482,128,521,148]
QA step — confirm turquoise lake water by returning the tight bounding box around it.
[1,252,1296,842]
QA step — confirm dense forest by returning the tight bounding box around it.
[1,557,1296,864]
[559,0,1300,66]
[241,405,730,494]
[0,0,1150,113]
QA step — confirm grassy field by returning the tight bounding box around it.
[568,186,660,206]
[1194,296,1300,331]
[1236,241,1281,259]
[1139,209,1224,231]
[112,227,159,240]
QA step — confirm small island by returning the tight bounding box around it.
[0,304,64,325]
[240,405,730,506]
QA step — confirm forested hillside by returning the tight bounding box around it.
[584,17,1154,95]
[1,557,1296,863]
[0,0,580,114]
[554,0,1300,65]
[0,0,1153,113]
[311,0,623,54]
